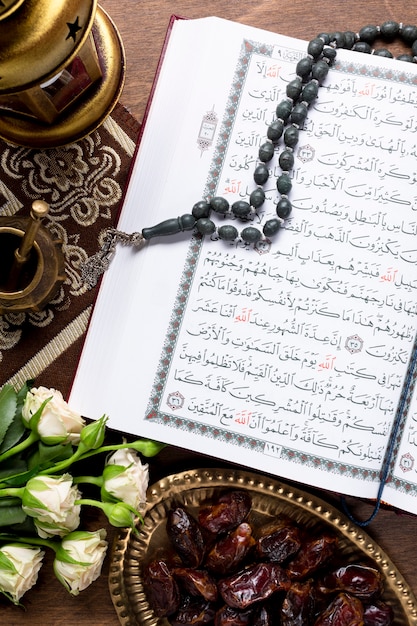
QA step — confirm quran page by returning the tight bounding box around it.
[70,16,417,513]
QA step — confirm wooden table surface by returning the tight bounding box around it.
[5,1,417,624]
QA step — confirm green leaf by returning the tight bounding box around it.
[0,504,26,527]
[0,381,34,455]
[0,385,18,449]
[0,465,40,488]
[0,417,27,456]
[16,381,32,407]
[28,442,74,471]
[0,459,27,481]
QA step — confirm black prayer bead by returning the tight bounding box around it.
[218,224,238,241]
[380,20,400,40]
[241,226,262,243]
[210,196,229,214]
[267,119,284,142]
[258,141,274,162]
[401,24,417,45]
[322,47,337,63]
[290,103,308,125]
[250,188,265,208]
[301,80,319,103]
[276,99,293,121]
[331,31,346,48]
[296,57,313,78]
[263,218,281,237]
[343,31,357,49]
[277,174,292,195]
[232,200,251,218]
[279,149,294,171]
[373,48,394,58]
[358,24,378,44]
[254,164,269,185]
[286,77,303,100]
[412,40,417,57]
[284,126,299,148]
[317,33,331,45]
[397,54,415,63]
[192,200,211,219]
[352,41,372,54]
[307,37,324,58]
[196,218,216,235]
[276,197,292,219]
[312,60,330,83]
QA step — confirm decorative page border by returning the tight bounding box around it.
[145,39,417,492]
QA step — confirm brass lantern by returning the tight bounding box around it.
[0,0,125,148]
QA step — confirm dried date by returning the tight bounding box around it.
[173,567,218,602]
[144,489,394,626]
[205,522,256,575]
[214,604,254,626]
[170,596,217,626]
[218,561,290,609]
[143,558,180,617]
[256,518,302,563]
[363,601,394,626]
[280,580,316,625]
[167,506,205,568]
[286,533,338,580]
[313,592,364,626]
[198,490,252,534]
[318,564,383,600]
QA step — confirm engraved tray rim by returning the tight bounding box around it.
[108,467,417,626]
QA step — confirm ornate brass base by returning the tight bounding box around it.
[0,6,125,148]
[0,218,66,314]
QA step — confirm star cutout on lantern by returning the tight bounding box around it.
[66,16,82,42]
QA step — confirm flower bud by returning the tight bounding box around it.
[53,529,107,595]
[101,448,149,510]
[79,415,108,451]
[0,544,44,604]
[22,474,81,538]
[104,501,138,529]
[22,387,85,445]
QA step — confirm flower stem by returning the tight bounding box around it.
[38,447,85,475]
[0,532,57,552]
[72,475,103,487]
[75,440,166,462]
[0,430,39,464]
[0,487,24,499]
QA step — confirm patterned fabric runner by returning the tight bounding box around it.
[0,103,140,398]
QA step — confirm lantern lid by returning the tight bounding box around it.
[0,0,97,94]
[0,0,26,20]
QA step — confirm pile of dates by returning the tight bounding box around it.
[143,489,394,625]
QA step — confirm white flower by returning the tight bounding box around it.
[0,544,44,604]
[22,474,81,538]
[102,448,149,510]
[53,530,108,595]
[22,386,85,445]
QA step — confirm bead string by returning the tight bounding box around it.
[84,20,417,292]
[82,28,337,286]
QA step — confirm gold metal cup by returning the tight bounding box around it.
[0,205,66,314]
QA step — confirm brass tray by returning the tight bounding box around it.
[108,468,417,625]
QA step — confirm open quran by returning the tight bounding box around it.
[70,16,417,515]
